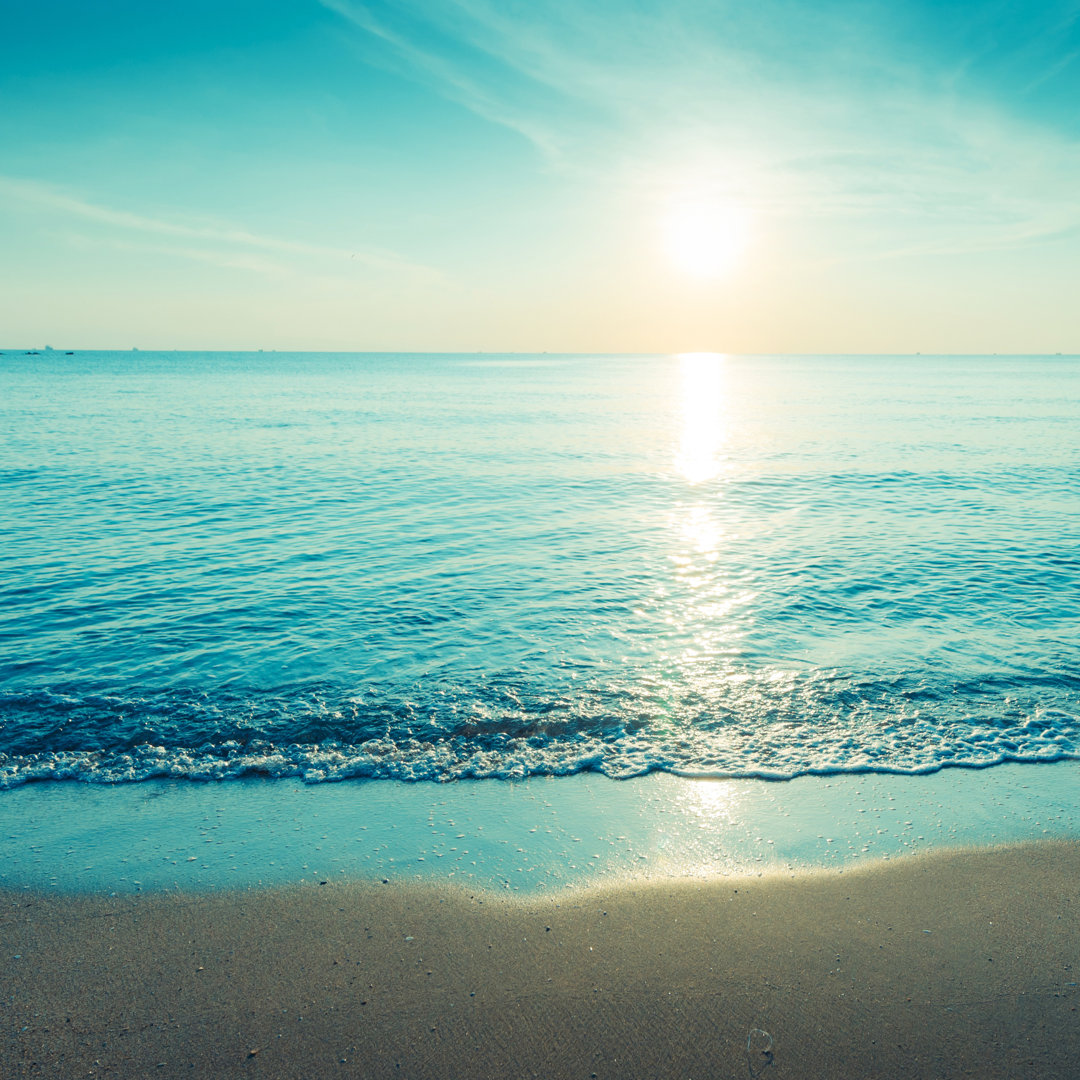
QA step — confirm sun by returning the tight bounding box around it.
[663,199,750,278]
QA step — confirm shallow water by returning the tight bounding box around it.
[5,764,1079,893]
[1,351,1078,786]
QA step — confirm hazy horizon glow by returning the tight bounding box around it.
[1,0,1078,352]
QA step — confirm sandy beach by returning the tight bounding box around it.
[4,840,1078,1079]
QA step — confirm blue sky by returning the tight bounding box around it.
[2,0,1078,351]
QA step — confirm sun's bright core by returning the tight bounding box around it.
[663,200,750,278]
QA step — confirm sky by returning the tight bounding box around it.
[1,0,1078,353]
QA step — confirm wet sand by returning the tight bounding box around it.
[3,841,1079,1079]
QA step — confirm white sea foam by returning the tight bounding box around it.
[1,714,1076,790]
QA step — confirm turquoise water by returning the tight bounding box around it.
[1,351,1078,787]
[6,765,1080,893]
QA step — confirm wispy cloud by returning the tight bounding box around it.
[1023,46,1080,93]
[319,0,1080,260]
[0,175,441,279]
[59,232,291,276]
[320,0,571,158]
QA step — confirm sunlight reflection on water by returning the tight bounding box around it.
[676,351,728,484]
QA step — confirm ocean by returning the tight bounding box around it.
[2,350,1078,794]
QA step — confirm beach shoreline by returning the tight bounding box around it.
[5,839,1078,1078]
[5,762,1079,896]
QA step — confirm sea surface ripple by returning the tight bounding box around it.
[0,351,1077,787]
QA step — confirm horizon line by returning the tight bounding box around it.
[2,347,1078,359]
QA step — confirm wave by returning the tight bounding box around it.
[1,674,1077,788]
[2,737,1077,789]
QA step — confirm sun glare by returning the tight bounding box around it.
[663,200,750,278]
[676,351,727,484]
